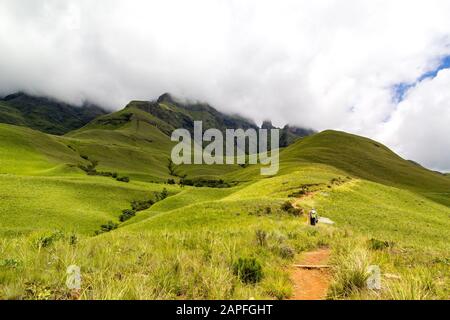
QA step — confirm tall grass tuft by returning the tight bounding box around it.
[328,241,370,299]
[384,270,437,300]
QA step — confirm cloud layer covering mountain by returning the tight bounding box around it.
[1,0,449,170]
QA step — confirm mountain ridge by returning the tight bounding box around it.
[0,92,107,135]
[0,92,315,145]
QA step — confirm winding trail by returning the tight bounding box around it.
[287,179,348,299]
[290,248,332,300]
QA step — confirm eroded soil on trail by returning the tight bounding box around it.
[290,248,332,300]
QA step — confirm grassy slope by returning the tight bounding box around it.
[315,179,450,250]
[68,106,242,181]
[278,130,450,206]
[0,175,178,237]
[0,124,84,175]
[0,122,449,299]
[0,94,106,135]
[0,102,26,126]
[86,162,448,299]
[2,165,447,299]
[0,123,182,236]
[0,110,243,237]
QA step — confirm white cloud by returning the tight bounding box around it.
[379,69,450,171]
[0,0,450,170]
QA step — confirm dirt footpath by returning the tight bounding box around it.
[290,248,332,300]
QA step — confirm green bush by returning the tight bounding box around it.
[289,207,303,216]
[31,231,64,249]
[116,176,130,183]
[368,238,394,250]
[180,178,231,188]
[100,221,118,233]
[119,209,136,222]
[168,158,178,176]
[233,257,263,284]
[69,234,78,245]
[288,188,307,197]
[131,199,154,211]
[281,201,294,211]
[280,202,303,216]
[278,244,295,259]
[160,188,168,200]
[255,230,267,247]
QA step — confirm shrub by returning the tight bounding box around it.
[119,209,136,222]
[168,158,178,176]
[255,230,268,247]
[160,188,169,200]
[90,159,99,167]
[31,231,64,249]
[281,201,294,212]
[289,207,303,216]
[278,244,295,259]
[233,257,263,284]
[96,171,114,177]
[367,238,394,250]
[100,221,118,233]
[167,179,176,185]
[77,164,95,175]
[265,206,272,214]
[288,188,307,197]
[69,234,78,245]
[131,199,154,211]
[331,178,340,184]
[281,202,303,216]
[180,178,231,188]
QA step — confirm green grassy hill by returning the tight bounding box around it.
[0,124,82,175]
[0,93,106,135]
[68,105,244,181]
[278,130,450,206]
[0,116,449,300]
[0,92,315,182]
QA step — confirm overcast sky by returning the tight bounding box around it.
[1,0,450,171]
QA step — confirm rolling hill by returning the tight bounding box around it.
[0,98,448,300]
[0,93,107,135]
[278,130,450,206]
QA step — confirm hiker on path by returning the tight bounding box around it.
[309,208,318,226]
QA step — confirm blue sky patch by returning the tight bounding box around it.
[392,55,450,103]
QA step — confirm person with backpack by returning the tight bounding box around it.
[309,208,318,226]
